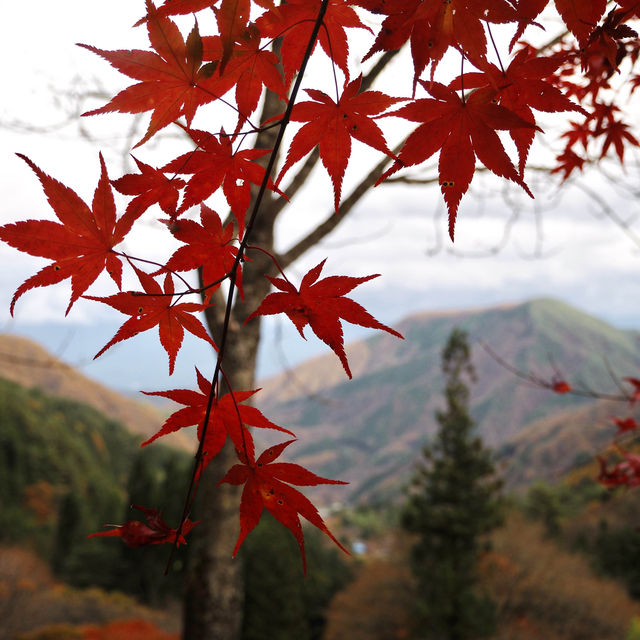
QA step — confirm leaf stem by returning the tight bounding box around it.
[460,52,466,104]
[113,251,195,294]
[167,0,331,571]
[486,22,505,74]
[245,244,292,284]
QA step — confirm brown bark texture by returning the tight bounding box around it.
[181,38,396,640]
[181,84,284,640]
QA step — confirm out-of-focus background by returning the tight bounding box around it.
[3,2,640,639]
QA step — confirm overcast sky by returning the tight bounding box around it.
[2,2,640,383]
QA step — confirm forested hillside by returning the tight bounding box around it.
[0,374,192,598]
[258,299,640,503]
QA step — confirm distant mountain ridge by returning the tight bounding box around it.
[255,298,640,503]
[0,334,192,450]
[2,299,638,505]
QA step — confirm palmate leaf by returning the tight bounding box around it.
[161,204,242,298]
[359,0,517,87]
[134,0,218,25]
[85,268,216,374]
[219,440,348,573]
[111,156,186,219]
[379,81,537,240]
[162,127,285,236]
[508,0,549,51]
[452,45,587,173]
[255,0,369,86]
[611,417,639,437]
[554,0,606,46]
[216,0,252,73]
[246,259,403,378]
[598,448,640,488]
[201,28,288,118]
[595,104,640,162]
[276,75,402,212]
[89,504,199,547]
[141,367,294,468]
[80,0,236,147]
[0,154,134,315]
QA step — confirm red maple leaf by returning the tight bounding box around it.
[162,204,242,298]
[255,0,369,85]
[135,0,218,25]
[246,259,403,378]
[276,75,402,212]
[625,377,640,403]
[551,379,572,394]
[583,8,639,73]
[111,156,186,219]
[419,0,517,81]
[162,127,285,235]
[598,448,640,488]
[359,0,427,73]
[85,268,216,374]
[597,455,629,487]
[611,416,638,437]
[379,81,536,240]
[551,147,587,180]
[593,103,640,162]
[457,45,587,173]
[558,114,592,151]
[141,367,294,467]
[360,0,517,87]
[357,0,423,61]
[80,0,236,147]
[0,154,133,315]
[554,0,606,46]
[216,0,251,74]
[508,0,549,51]
[88,504,198,547]
[202,28,288,119]
[219,440,349,573]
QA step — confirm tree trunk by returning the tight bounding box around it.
[182,443,244,639]
[180,36,396,639]
[182,239,276,639]
[181,83,283,639]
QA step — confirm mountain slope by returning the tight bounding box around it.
[256,299,640,503]
[0,371,194,603]
[497,397,640,488]
[0,334,192,450]
[0,375,136,548]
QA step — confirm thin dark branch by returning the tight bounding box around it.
[479,340,633,402]
[168,0,331,569]
[575,180,640,250]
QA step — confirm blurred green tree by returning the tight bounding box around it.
[240,512,352,640]
[403,328,504,640]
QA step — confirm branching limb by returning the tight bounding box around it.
[479,340,635,403]
[575,180,640,250]
[280,141,402,268]
[269,50,401,219]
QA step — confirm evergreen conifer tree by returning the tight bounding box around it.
[403,328,503,640]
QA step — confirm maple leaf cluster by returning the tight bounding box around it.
[518,368,640,490]
[596,377,640,489]
[2,0,640,566]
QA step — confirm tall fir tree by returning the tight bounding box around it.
[403,328,503,640]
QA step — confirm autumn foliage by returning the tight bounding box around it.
[2,0,640,566]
